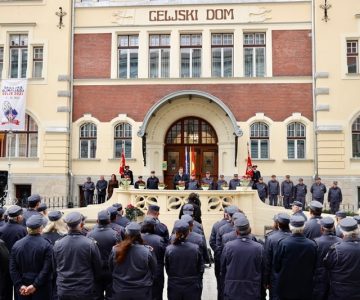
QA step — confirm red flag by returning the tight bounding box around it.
[245,143,253,177]
[190,146,196,175]
[119,143,126,176]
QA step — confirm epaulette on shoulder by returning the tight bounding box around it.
[87,236,97,244]
[145,244,154,252]
[329,241,341,250]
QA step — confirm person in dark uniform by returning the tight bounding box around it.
[229,174,240,190]
[313,217,342,300]
[264,213,291,300]
[53,211,102,300]
[107,206,125,239]
[324,218,360,300]
[310,177,327,204]
[293,178,307,207]
[179,193,202,224]
[9,215,53,300]
[291,201,308,221]
[36,203,48,217]
[304,200,323,239]
[87,210,121,300]
[173,167,190,190]
[0,237,9,299]
[179,204,204,235]
[268,175,280,206]
[201,171,215,190]
[83,177,95,205]
[327,181,342,214]
[112,203,130,228]
[107,174,119,200]
[0,205,27,300]
[255,177,268,203]
[23,194,42,224]
[134,176,146,189]
[141,216,166,300]
[335,210,346,238]
[165,220,204,300]
[221,216,264,300]
[147,171,159,190]
[274,215,317,300]
[187,174,200,190]
[109,222,157,300]
[96,175,108,204]
[147,205,170,244]
[217,175,228,190]
[281,175,294,209]
[251,165,261,188]
[42,210,67,245]
[123,165,134,185]
[0,207,6,227]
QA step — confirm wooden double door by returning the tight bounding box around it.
[163,117,218,189]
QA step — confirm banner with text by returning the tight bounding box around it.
[0,79,27,131]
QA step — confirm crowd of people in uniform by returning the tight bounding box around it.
[0,189,360,300]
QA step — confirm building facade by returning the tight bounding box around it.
[0,0,359,209]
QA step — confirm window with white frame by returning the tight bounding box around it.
[211,33,233,77]
[79,123,97,159]
[149,34,170,78]
[352,115,360,157]
[347,40,358,74]
[0,47,3,79]
[244,33,266,77]
[9,34,28,78]
[32,46,43,78]
[118,35,138,79]
[180,34,202,78]
[114,123,132,158]
[250,122,269,159]
[287,122,306,159]
[0,114,38,158]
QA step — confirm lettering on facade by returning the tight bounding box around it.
[149,9,234,22]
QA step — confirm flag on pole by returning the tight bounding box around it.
[190,146,196,175]
[245,142,253,177]
[185,146,189,175]
[119,141,126,176]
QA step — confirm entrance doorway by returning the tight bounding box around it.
[164,117,218,189]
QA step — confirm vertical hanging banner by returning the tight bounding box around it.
[0,79,27,131]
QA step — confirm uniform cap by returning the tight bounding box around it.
[277,213,291,224]
[232,212,245,222]
[7,205,23,217]
[183,204,194,216]
[234,216,249,230]
[107,206,118,216]
[148,205,160,212]
[26,215,46,229]
[143,216,157,226]
[273,214,279,222]
[37,203,47,212]
[181,214,193,224]
[226,205,238,216]
[335,211,346,219]
[27,194,42,204]
[291,201,303,208]
[321,217,335,229]
[48,210,62,221]
[125,222,141,235]
[340,218,358,232]
[173,220,189,232]
[353,216,360,225]
[290,215,305,227]
[112,203,123,210]
[64,212,82,227]
[309,201,323,211]
[97,210,110,221]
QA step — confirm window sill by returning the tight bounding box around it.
[244,159,275,162]
[344,73,360,78]
[282,159,313,162]
[350,158,360,162]
[0,157,39,161]
[108,158,136,162]
[73,158,101,161]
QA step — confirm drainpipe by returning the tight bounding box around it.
[311,0,319,179]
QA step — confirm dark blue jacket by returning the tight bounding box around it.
[9,234,53,293]
[255,182,268,199]
[327,187,342,204]
[146,176,159,189]
[304,216,323,239]
[142,233,166,280]
[221,236,264,300]
[268,180,280,195]
[42,231,64,245]
[293,210,308,221]
[53,231,102,297]
[217,180,228,190]
[209,218,228,256]
[154,220,170,245]
[294,183,307,199]
[311,183,327,202]
[215,222,233,258]
[187,179,200,190]
[274,234,317,300]
[313,233,342,300]
[229,179,240,190]
[201,177,215,190]
[0,221,27,251]
[324,237,360,300]
[173,173,190,189]
[96,179,108,195]
[115,215,130,228]
[281,180,294,197]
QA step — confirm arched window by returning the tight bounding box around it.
[0,114,38,157]
[287,122,306,159]
[352,115,360,157]
[114,123,132,158]
[79,123,97,159]
[250,122,269,159]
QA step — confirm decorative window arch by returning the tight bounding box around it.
[352,115,360,158]
[250,122,269,159]
[79,122,97,159]
[0,114,38,158]
[287,122,306,159]
[114,122,132,158]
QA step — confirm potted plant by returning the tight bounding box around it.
[125,204,144,221]
[201,183,210,190]
[177,182,186,190]
[222,183,229,191]
[120,178,130,190]
[138,183,146,190]
[158,183,166,190]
